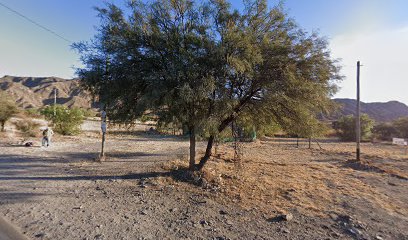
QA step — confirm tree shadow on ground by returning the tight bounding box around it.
[313,151,408,180]
[0,156,201,185]
[341,160,408,180]
[58,151,169,163]
[108,151,165,159]
[0,154,70,165]
[166,167,207,187]
[0,149,169,163]
[0,171,170,181]
[0,168,205,185]
[2,144,42,148]
[314,150,355,164]
[0,192,48,204]
[109,130,187,142]
[0,152,170,179]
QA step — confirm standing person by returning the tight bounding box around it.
[41,127,48,147]
[46,127,54,147]
[41,127,54,147]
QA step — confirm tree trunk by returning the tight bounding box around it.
[196,119,231,170]
[308,137,311,149]
[196,135,215,170]
[1,121,5,132]
[189,127,196,170]
[194,97,253,170]
[100,132,106,160]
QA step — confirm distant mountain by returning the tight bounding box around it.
[2,76,407,122]
[332,98,408,122]
[0,75,96,109]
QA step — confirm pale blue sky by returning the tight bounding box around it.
[1,0,408,104]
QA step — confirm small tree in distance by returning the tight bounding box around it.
[288,118,329,149]
[334,114,374,142]
[373,122,398,141]
[14,118,40,141]
[40,105,85,135]
[393,117,408,138]
[0,92,18,131]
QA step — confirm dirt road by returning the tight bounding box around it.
[0,216,29,240]
[0,133,407,239]
[0,133,282,240]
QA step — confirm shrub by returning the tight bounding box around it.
[333,114,374,141]
[393,117,408,138]
[40,105,85,135]
[83,109,97,118]
[14,119,40,139]
[0,92,18,131]
[373,122,398,141]
[25,108,41,118]
[140,114,155,123]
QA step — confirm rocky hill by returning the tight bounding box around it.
[332,98,408,122]
[1,76,407,122]
[0,75,96,109]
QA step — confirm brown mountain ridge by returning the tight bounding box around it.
[0,75,96,110]
[332,98,408,122]
[1,76,408,122]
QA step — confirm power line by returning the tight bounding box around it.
[0,1,72,44]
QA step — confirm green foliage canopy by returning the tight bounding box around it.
[74,0,341,170]
[14,119,40,139]
[373,122,398,141]
[0,92,18,131]
[334,114,374,141]
[393,117,408,138]
[40,105,85,135]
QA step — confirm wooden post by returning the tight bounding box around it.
[214,137,218,155]
[189,126,196,169]
[99,55,110,161]
[100,109,107,161]
[101,130,106,156]
[314,139,323,150]
[356,61,361,161]
[53,88,57,116]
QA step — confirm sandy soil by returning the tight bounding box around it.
[0,127,407,240]
[201,138,408,239]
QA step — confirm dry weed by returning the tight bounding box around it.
[197,141,408,218]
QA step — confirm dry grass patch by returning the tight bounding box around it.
[163,141,408,220]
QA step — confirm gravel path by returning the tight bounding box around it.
[0,216,29,240]
[1,133,407,240]
[0,134,294,240]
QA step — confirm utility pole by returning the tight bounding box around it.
[100,106,107,160]
[99,56,110,161]
[356,61,361,161]
[53,88,57,116]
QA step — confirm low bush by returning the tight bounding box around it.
[40,105,85,135]
[333,114,374,141]
[14,119,40,139]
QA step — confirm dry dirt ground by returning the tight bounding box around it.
[0,125,407,240]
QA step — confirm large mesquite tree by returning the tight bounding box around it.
[74,0,341,170]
